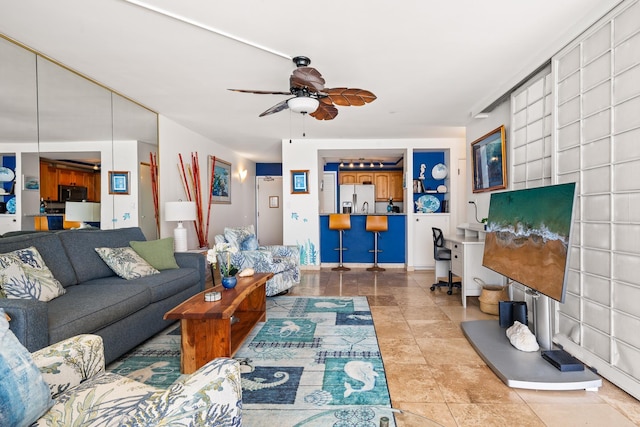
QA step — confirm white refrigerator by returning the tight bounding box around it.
[339,184,376,214]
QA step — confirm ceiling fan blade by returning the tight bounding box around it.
[310,100,338,120]
[259,99,290,117]
[323,87,377,106]
[228,89,291,95]
[290,67,325,93]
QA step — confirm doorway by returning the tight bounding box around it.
[256,176,283,245]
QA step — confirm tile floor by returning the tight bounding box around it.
[287,269,640,427]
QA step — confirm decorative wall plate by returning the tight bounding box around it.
[437,184,447,193]
[0,167,15,182]
[6,196,16,214]
[431,163,448,180]
[416,194,440,213]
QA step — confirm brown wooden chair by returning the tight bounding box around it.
[366,215,388,271]
[329,214,351,271]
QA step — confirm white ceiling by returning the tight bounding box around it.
[0,0,623,163]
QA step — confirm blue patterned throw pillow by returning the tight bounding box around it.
[241,234,259,251]
[0,308,53,426]
[0,247,66,302]
[95,247,160,280]
[224,225,255,251]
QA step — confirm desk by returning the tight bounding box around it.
[445,234,503,307]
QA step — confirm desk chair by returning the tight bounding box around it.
[329,214,351,271]
[366,215,388,272]
[430,227,461,295]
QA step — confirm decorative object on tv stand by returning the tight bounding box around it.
[65,201,100,228]
[164,201,197,252]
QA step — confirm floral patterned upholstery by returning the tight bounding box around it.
[31,334,242,426]
[215,228,300,296]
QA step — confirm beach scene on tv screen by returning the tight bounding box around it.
[483,183,575,302]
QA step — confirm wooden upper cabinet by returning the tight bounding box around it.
[40,160,100,201]
[340,172,374,184]
[340,170,404,202]
[340,173,357,184]
[389,171,404,201]
[374,173,390,201]
[39,162,58,202]
[357,173,374,184]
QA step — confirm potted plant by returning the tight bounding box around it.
[207,242,239,289]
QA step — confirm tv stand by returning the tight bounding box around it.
[461,320,601,391]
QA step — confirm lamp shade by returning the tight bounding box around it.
[164,201,197,222]
[287,96,319,114]
[65,202,101,222]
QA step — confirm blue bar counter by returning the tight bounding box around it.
[320,214,406,264]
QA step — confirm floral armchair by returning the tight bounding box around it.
[214,225,300,296]
[31,334,242,426]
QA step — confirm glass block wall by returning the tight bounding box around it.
[552,0,640,399]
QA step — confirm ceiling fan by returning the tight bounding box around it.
[229,56,376,120]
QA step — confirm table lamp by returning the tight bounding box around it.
[65,201,101,228]
[164,201,197,252]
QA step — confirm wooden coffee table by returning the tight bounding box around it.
[164,272,273,374]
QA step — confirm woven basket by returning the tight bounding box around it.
[477,283,509,315]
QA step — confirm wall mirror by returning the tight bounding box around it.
[0,34,158,237]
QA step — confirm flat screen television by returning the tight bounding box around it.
[482,183,577,303]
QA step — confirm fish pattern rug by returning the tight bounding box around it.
[108,296,392,425]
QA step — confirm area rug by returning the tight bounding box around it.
[107,296,392,425]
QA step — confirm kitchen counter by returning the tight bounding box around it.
[320,214,406,264]
[320,212,405,216]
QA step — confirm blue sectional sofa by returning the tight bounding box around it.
[0,227,205,364]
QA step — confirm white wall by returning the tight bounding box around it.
[282,137,466,268]
[158,116,256,249]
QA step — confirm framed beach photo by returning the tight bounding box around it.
[211,157,231,204]
[291,170,309,194]
[108,171,130,195]
[471,125,507,193]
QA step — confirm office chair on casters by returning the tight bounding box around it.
[430,227,461,295]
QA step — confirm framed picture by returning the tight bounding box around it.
[108,171,130,195]
[291,170,309,194]
[211,157,231,204]
[269,196,279,208]
[471,125,507,193]
[23,175,39,191]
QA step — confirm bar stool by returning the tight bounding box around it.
[366,215,388,272]
[329,213,351,271]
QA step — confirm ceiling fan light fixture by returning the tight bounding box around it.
[287,96,319,114]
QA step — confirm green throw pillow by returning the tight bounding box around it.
[130,238,180,270]
[0,308,53,426]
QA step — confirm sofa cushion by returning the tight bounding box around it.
[57,227,147,283]
[95,247,160,280]
[84,268,200,303]
[0,232,77,287]
[0,247,66,302]
[34,372,158,426]
[241,234,259,251]
[0,309,53,426]
[224,225,255,251]
[130,237,180,270]
[46,284,151,344]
